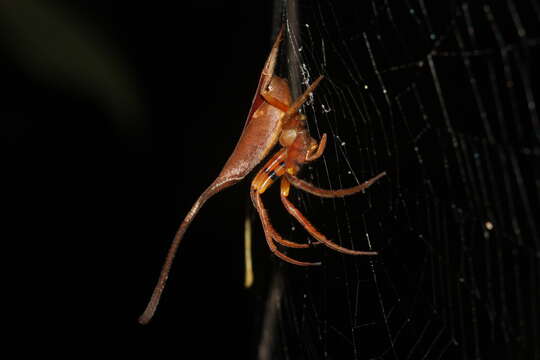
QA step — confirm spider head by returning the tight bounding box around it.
[279,114,309,148]
[279,114,305,147]
[279,128,297,147]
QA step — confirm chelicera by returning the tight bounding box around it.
[139,28,386,324]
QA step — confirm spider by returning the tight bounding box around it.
[139,27,386,324]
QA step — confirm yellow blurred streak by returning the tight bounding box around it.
[244,214,254,288]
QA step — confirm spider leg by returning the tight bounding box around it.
[250,188,320,266]
[268,224,310,249]
[281,76,324,124]
[280,178,378,256]
[258,29,324,115]
[258,27,290,112]
[285,171,387,198]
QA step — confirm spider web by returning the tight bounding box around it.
[261,1,540,359]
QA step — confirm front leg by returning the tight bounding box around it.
[281,76,324,124]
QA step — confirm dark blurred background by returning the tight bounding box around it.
[3,1,276,357]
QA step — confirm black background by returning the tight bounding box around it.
[4,1,275,357]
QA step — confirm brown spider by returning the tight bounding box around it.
[138,27,386,324]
